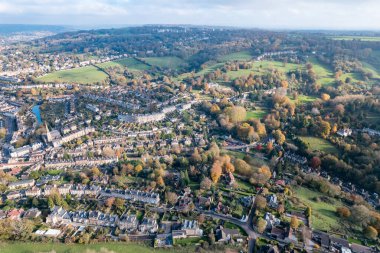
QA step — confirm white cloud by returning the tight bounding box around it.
[0,0,379,29]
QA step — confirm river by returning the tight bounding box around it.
[32,105,42,125]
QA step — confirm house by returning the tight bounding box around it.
[8,179,35,190]
[181,220,203,237]
[337,128,352,137]
[119,215,138,231]
[154,233,172,248]
[0,210,7,219]
[25,186,41,197]
[139,218,158,233]
[264,212,280,229]
[216,226,241,243]
[7,208,24,220]
[7,191,21,200]
[267,194,278,208]
[23,208,42,219]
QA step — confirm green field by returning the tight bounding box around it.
[37,65,108,84]
[288,94,317,104]
[142,57,185,69]
[218,51,253,62]
[97,58,150,72]
[298,136,339,154]
[246,107,268,120]
[0,242,181,253]
[330,36,380,42]
[307,57,336,86]
[293,187,342,231]
[252,60,301,73]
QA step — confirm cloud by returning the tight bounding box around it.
[0,0,379,29]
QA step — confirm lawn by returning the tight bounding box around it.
[293,187,342,231]
[142,56,185,69]
[298,136,339,154]
[218,51,253,62]
[307,57,336,86]
[252,60,301,73]
[246,107,268,120]
[97,58,150,72]
[0,242,183,253]
[37,65,108,84]
[288,94,317,104]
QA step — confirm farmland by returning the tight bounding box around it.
[97,58,150,72]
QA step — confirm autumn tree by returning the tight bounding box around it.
[200,177,212,190]
[165,192,178,206]
[290,216,300,229]
[134,164,143,174]
[364,226,378,240]
[321,93,330,101]
[257,218,267,233]
[274,129,286,145]
[310,157,321,169]
[224,106,247,123]
[254,195,267,210]
[210,161,222,183]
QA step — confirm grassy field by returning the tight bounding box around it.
[298,136,339,154]
[0,242,184,253]
[330,36,380,42]
[252,60,301,73]
[37,65,108,84]
[218,51,253,62]
[293,187,342,231]
[97,58,150,71]
[142,56,185,69]
[246,107,268,120]
[288,94,317,104]
[307,57,336,86]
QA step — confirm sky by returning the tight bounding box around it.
[0,0,379,30]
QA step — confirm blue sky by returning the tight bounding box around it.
[0,0,379,30]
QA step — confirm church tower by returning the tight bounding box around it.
[45,122,52,142]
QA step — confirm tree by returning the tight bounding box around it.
[305,206,312,218]
[156,176,165,187]
[224,106,247,123]
[290,216,300,229]
[254,195,267,210]
[336,206,351,218]
[321,93,330,101]
[349,205,372,227]
[274,130,286,145]
[200,177,212,190]
[210,161,222,183]
[257,217,267,233]
[0,128,6,139]
[165,192,178,206]
[105,197,115,208]
[134,164,143,174]
[114,198,126,215]
[310,157,321,169]
[364,226,378,240]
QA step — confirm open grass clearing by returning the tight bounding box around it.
[298,136,339,154]
[97,58,150,72]
[142,56,185,69]
[218,51,253,62]
[246,107,268,120]
[0,242,190,253]
[292,186,342,231]
[37,65,108,84]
